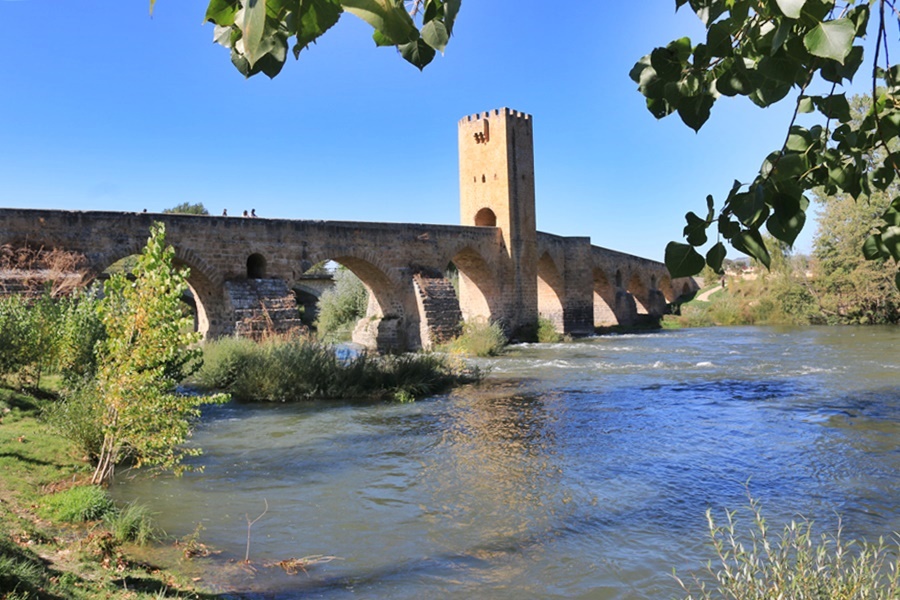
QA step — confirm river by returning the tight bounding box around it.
[112,326,900,599]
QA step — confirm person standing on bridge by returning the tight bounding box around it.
[251,209,258,218]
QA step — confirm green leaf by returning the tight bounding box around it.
[399,38,436,70]
[798,96,814,113]
[706,194,715,222]
[718,214,741,239]
[732,229,772,268]
[862,233,886,260]
[206,0,240,26]
[295,0,343,53]
[666,242,706,278]
[812,93,852,122]
[683,211,709,246]
[766,209,806,246]
[896,271,900,291]
[803,19,855,65]
[650,47,684,81]
[239,0,267,67]
[341,0,418,45]
[442,0,460,34]
[706,242,727,273]
[883,226,900,262]
[421,19,449,52]
[677,93,715,132]
[775,0,805,19]
[706,22,732,57]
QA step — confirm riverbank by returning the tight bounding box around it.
[0,387,216,599]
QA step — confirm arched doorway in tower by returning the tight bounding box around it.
[474,208,497,227]
[537,252,565,332]
[593,268,618,327]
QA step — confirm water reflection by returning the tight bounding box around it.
[112,326,900,599]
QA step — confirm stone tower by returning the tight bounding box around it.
[458,108,538,333]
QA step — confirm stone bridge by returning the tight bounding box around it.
[0,108,697,351]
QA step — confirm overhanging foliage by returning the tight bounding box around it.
[634,0,900,287]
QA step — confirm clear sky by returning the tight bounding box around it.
[1,0,814,262]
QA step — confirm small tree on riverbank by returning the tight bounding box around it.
[87,223,224,484]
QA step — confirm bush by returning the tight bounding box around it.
[43,381,105,460]
[54,287,105,383]
[38,485,114,523]
[445,319,508,357]
[196,337,477,401]
[536,317,563,343]
[315,267,368,341]
[676,495,900,599]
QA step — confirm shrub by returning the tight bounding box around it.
[193,336,258,390]
[446,320,508,357]
[536,317,563,343]
[38,485,114,523]
[196,337,477,401]
[676,495,900,599]
[54,287,105,383]
[315,267,368,341]
[44,382,105,460]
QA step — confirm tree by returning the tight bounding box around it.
[163,202,210,215]
[200,0,460,77]
[88,223,225,484]
[632,0,900,288]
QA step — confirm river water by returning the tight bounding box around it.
[112,326,900,599]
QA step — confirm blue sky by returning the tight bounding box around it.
[1,0,814,261]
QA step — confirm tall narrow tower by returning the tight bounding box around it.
[458,108,538,332]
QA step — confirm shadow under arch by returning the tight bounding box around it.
[593,268,618,326]
[450,246,501,324]
[627,272,650,315]
[537,252,565,332]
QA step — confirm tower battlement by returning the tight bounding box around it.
[458,107,532,124]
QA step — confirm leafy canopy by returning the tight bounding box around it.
[201,0,461,78]
[634,0,900,288]
[89,223,226,485]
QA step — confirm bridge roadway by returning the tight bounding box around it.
[0,208,697,351]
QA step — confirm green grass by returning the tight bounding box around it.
[38,485,114,523]
[0,387,219,599]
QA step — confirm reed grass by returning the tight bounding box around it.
[676,495,900,599]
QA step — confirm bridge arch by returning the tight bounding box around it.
[627,272,650,314]
[593,268,618,327]
[299,252,407,351]
[95,244,223,339]
[450,246,500,324]
[537,252,565,332]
